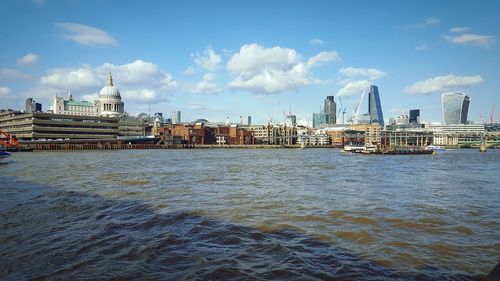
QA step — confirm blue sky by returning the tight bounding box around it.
[1,0,499,125]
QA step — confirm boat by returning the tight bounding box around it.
[425,145,445,152]
[355,146,434,155]
[345,143,377,153]
[0,150,11,162]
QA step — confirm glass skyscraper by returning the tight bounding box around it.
[441,93,470,125]
[368,85,384,127]
[171,110,181,124]
[323,96,336,125]
[409,109,420,124]
[313,112,329,128]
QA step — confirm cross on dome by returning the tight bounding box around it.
[108,72,114,86]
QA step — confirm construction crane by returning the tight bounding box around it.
[347,89,366,124]
[337,96,347,124]
[268,101,280,125]
[0,129,20,148]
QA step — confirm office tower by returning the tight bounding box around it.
[25,98,42,113]
[25,98,34,113]
[441,93,470,125]
[324,96,336,125]
[396,114,409,125]
[171,110,181,124]
[368,85,384,127]
[285,113,297,127]
[409,109,420,124]
[313,112,329,128]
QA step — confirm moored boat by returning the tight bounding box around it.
[425,145,445,152]
[0,150,11,162]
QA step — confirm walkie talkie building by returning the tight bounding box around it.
[441,93,470,125]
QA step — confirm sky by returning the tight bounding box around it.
[1,0,499,125]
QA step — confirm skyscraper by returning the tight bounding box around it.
[313,112,329,128]
[409,109,420,124]
[441,93,470,125]
[25,98,42,113]
[368,85,384,127]
[171,110,181,124]
[324,96,336,125]
[285,113,296,127]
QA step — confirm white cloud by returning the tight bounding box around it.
[0,86,11,96]
[161,73,177,89]
[121,89,158,102]
[36,60,176,106]
[406,17,440,29]
[450,27,471,33]
[40,66,98,90]
[339,67,386,80]
[39,60,177,92]
[307,51,341,67]
[99,60,159,84]
[81,93,99,102]
[404,74,483,95]
[56,22,117,46]
[309,38,324,45]
[191,73,222,94]
[444,33,495,47]
[336,80,371,97]
[226,43,340,94]
[0,68,29,81]
[183,66,195,75]
[192,46,222,72]
[17,53,39,66]
[415,44,428,51]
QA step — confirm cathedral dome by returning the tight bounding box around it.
[98,72,124,117]
[99,73,121,100]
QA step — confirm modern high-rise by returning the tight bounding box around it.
[441,93,470,125]
[368,85,384,127]
[324,96,336,125]
[285,113,297,127]
[25,98,42,113]
[313,112,329,128]
[247,116,252,125]
[409,109,420,124]
[171,110,181,124]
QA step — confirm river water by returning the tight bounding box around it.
[1,149,499,280]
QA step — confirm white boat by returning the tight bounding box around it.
[425,145,445,151]
[344,143,377,153]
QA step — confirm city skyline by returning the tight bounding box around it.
[1,0,499,125]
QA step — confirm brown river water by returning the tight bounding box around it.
[1,149,499,280]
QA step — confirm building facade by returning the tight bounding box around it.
[350,124,382,145]
[409,109,420,124]
[324,96,336,125]
[25,98,42,113]
[171,110,181,124]
[368,85,384,127]
[50,73,124,117]
[0,110,119,140]
[313,112,329,128]
[441,93,470,125]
